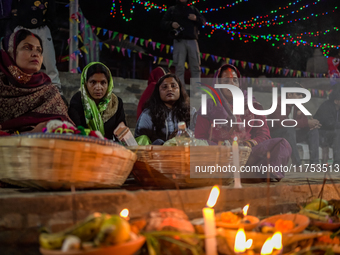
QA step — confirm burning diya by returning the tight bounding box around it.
[216,204,260,231]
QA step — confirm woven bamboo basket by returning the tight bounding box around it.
[0,134,137,190]
[128,145,251,188]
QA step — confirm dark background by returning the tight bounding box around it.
[52,0,340,80]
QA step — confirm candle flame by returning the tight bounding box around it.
[234,228,246,253]
[272,232,282,250]
[234,136,238,141]
[243,204,249,216]
[120,209,129,218]
[261,237,274,255]
[206,185,220,208]
[245,239,253,249]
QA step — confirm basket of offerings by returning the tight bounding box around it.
[39,212,146,255]
[0,133,137,190]
[127,145,251,188]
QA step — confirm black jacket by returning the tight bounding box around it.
[161,3,205,40]
[314,99,340,131]
[68,91,126,140]
[0,0,12,19]
[11,0,56,30]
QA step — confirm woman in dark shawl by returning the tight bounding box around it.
[195,64,292,181]
[0,29,71,133]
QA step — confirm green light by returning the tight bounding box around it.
[272,43,275,46]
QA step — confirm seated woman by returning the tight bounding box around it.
[135,73,195,145]
[137,66,170,120]
[195,64,292,181]
[0,29,71,134]
[68,62,126,140]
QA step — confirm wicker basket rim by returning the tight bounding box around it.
[127,145,251,152]
[0,136,137,159]
[8,133,118,145]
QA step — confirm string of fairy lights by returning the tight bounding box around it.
[206,2,335,30]
[109,0,339,57]
[200,0,303,14]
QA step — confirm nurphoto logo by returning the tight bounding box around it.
[200,84,312,128]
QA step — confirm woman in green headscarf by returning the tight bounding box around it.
[68,62,126,139]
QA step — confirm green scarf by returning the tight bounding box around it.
[80,62,114,135]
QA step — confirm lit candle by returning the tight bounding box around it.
[240,204,250,225]
[203,186,220,255]
[232,137,242,188]
[261,237,273,255]
[260,232,283,255]
[120,208,130,221]
[234,228,253,254]
[243,204,249,217]
[271,232,282,250]
[272,232,283,255]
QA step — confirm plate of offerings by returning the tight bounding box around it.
[260,214,310,234]
[304,199,340,231]
[215,206,260,231]
[40,235,146,255]
[39,212,146,255]
[311,220,340,231]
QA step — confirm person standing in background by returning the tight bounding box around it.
[314,87,340,166]
[0,0,12,38]
[269,82,321,166]
[161,0,205,85]
[11,0,62,93]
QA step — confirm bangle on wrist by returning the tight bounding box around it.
[248,139,258,147]
[244,141,252,148]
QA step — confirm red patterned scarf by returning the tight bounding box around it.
[0,30,72,132]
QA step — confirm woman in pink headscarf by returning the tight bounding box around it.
[136,66,169,120]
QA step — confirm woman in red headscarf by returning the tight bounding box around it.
[195,64,292,181]
[136,66,169,120]
[0,29,71,134]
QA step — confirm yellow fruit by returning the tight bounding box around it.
[261,226,275,233]
[39,233,65,250]
[299,208,329,222]
[94,215,131,246]
[39,213,105,250]
[311,199,328,208]
[320,205,334,215]
[305,199,328,211]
